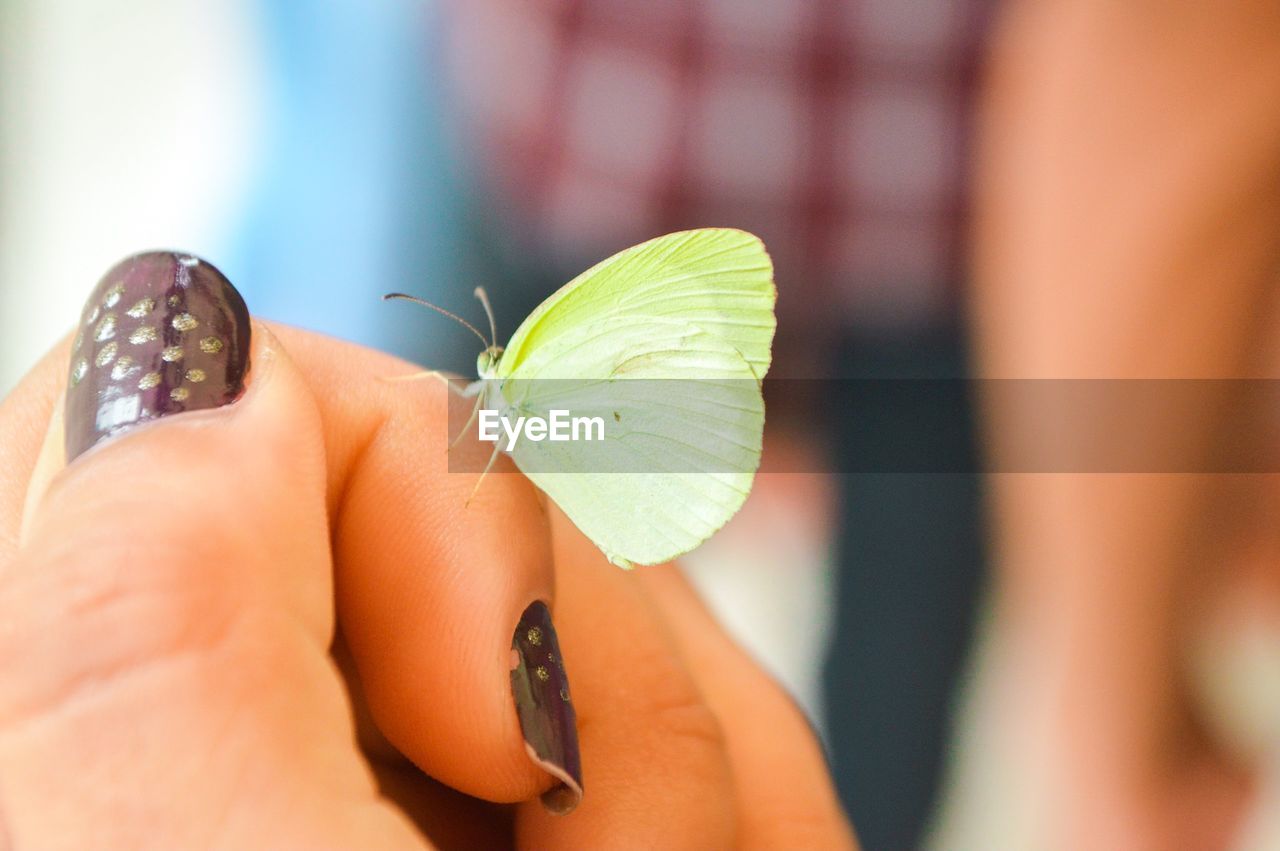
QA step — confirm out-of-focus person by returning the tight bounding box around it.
[932,2,1280,848]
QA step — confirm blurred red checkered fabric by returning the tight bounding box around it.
[442,0,991,342]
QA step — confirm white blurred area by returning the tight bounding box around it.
[0,0,263,394]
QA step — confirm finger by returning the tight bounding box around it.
[634,564,858,849]
[0,255,422,848]
[266,326,574,808]
[515,508,736,849]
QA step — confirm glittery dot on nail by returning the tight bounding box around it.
[86,305,101,325]
[161,346,184,363]
[527,627,543,646]
[199,336,224,354]
[95,341,118,368]
[172,313,198,332]
[185,368,206,383]
[128,326,158,345]
[125,297,156,319]
[560,687,571,702]
[94,313,117,342]
[111,355,139,381]
[103,282,125,308]
[534,666,550,682]
[170,387,190,402]
[138,371,161,390]
[71,358,88,386]
[73,330,85,353]
[167,294,182,308]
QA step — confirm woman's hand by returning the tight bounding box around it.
[0,256,853,849]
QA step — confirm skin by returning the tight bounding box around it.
[0,323,854,849]
[977,2,1280,848]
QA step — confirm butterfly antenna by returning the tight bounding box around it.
[383,292,490,348]
[474,287,498,348]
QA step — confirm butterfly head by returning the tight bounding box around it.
[477,345,504,379]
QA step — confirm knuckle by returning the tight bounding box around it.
[613,644,728,758]
[644,681,727,755]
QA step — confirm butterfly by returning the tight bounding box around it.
[388,228,776,568]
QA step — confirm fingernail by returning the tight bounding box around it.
[511,600,583,814]
[64,251,251,461]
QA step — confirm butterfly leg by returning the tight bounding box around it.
[464,439,504,507]
[447,393,483,452]
[379,369,463,396]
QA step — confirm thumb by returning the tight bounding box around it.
[2,253,420,849]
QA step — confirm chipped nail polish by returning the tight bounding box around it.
[65,252,250,461]
[511,600,583,814]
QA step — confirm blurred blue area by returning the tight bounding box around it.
[224,0,478,370]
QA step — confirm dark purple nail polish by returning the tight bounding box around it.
[64,251,250,461]
[511,600,582,814]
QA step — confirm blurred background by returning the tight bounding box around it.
[5,2,1280,849]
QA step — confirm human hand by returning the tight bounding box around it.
[0,253,853,849]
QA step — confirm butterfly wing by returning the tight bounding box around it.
[496,228,776,381]
[489,228,775,567]
[500,315,765,567]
